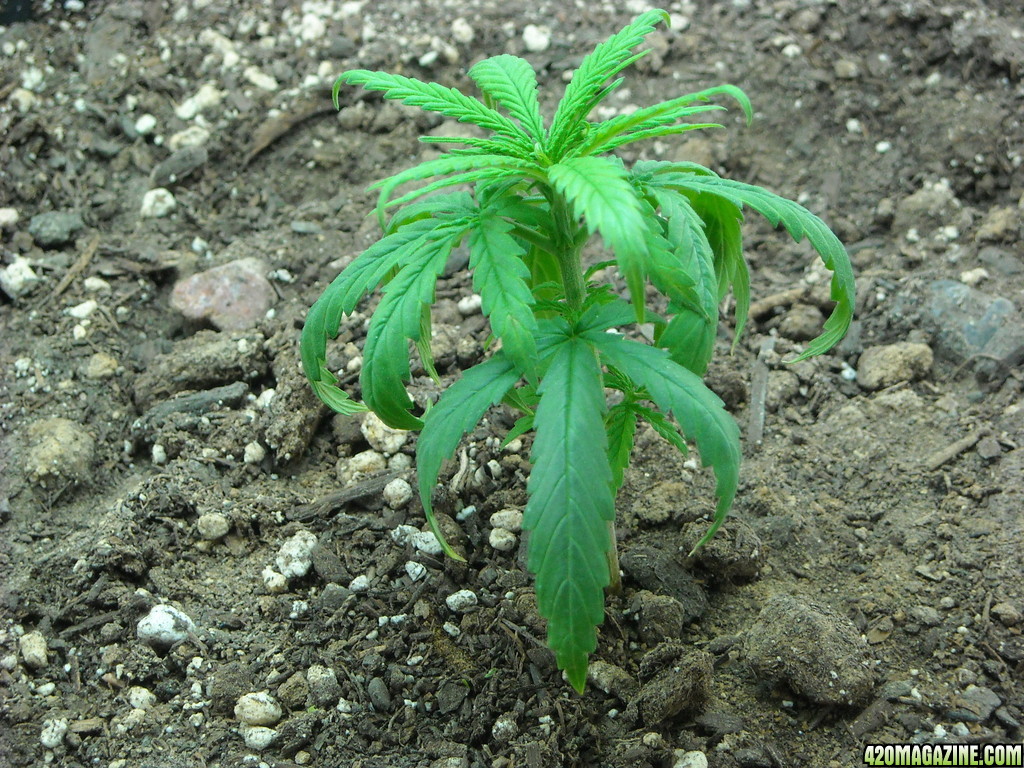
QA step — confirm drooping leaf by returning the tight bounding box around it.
[361,226,468,429]
[469,54,545,141]
[302,216,461,413]
[548,9,669,156]
[523,335,615,692]
[662,176,856,359]
[547,155,649,322]
[469,211,540,380]
[337,69,530,145]
[634,404,688,455]
[588,332,740,551]
[417,354,522,559]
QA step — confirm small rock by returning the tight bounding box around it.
[83,352,119,379]
[275,530,318,580]
[0,256,39,298]
[28,210,84,247]
[170,257,275,331]
[150,146,208,188]
[383,478,413,509]
[360,412,408,455]
[367,677,392,712]
[991,602,1021,626]
[908,605,941,626]
[489,508,523,532]
[235,691,283,726]
[339,449,387,484]
[241,725,278,750]
[857,342,933,390]
[348,574,371,592]
[975,206,1018,242]
[833,59,860,79]
[672,750,709,768]
[137,604,195,650]
[243,441,266,464]
[196,512,231,540]
[411,530,444,556]
[522,24,550,52]
[445,589,478,612]
[140,188,177,218]
[744,595,873,706]
[243,65,279,91]
[435,679,469,714]
[262,567,288,593]
[456,293,482,316]
[0,207,19,228]
[39,718,68,749]
[175,82,224,120]
[451,18,474,44]
[306,665,342,707]
[489,527,517,552]
[949,685,1001,722]
[25,418,95,486]
[277,671,309,711]
[587,659,638,700]
[491,712,519,743]
[405,561,426,581]
[18,631,48,669]
[779,303,825,342]
[127,686,157,709]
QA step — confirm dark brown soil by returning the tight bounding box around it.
[1,2,1022,767]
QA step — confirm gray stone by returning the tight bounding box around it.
[28,210,84,247]
[150,145,208,188]
[948,685,1001,722]
[923,281,1019,365]
[743,595,873,706]
[367,676,392,712]
[24,418,95,486]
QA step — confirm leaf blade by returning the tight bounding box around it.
[469,54,545,141]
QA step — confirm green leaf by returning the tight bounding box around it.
[547,156,649,322]
[605,402,637,494]
[372,154,543,218]
[417,354,522,559]
[549,9,669,156]
[301,217,458,413]
[523,336,615,692]
[634,404,688,456]
[588,332,740,551]
[469,211,540,380]
[664,175,855,359]
[469,54,545,141]
[337,69,530,145]
[361,227,468,429]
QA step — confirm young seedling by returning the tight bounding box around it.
[302,9,855,691]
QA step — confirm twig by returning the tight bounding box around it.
[50,232,100,300]
[749,286,809,321]
[920,428,988,472]
[747,336,776,448]
[288,470,402,521]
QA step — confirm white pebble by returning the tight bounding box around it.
[35,682,56,696]
[0,257,39,297]
[19,631,48,669]
[151,443,167,465]
[83,276,111,292]
[360,413,407,455]
[405,561,426,581]
[451,18,474,43]
[140,188,177,218]
[457,293,483,316]
[262,567,288,593]
[443,621,461,637]
[243,66,279,91]
[66,299,98,319]
[196,512,231,540]
[522,24,550,52]
[275,530,318,580]
[672,750,709,768]
[489,508,523,532]
[488,527,517,552]
[234,691,282,726]
[383,478,413,509]
[875,140,892,154]
[782,43,802,58]
[0,207,19,228]
[243,441,266,464]
[168,125,210,150]
[40,718,68,749]
[242,725,278,750]
[390,524,419,545]
[411,530,443,556]
[127,686,157,709]
[10,88,37,113]
[445,589,478,612]
[134,113,157,136]
[136,604,195,649]
[348,574,371,593]
[300,12,327,41]
[175,83,224,120]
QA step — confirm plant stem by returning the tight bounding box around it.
[606,520,622,594]
[547,189,586,313]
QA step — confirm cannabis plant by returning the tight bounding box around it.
[302,9,855,691]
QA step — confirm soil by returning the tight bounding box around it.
[1,1,1022,767]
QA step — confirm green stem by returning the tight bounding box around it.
[547,189,586,313]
